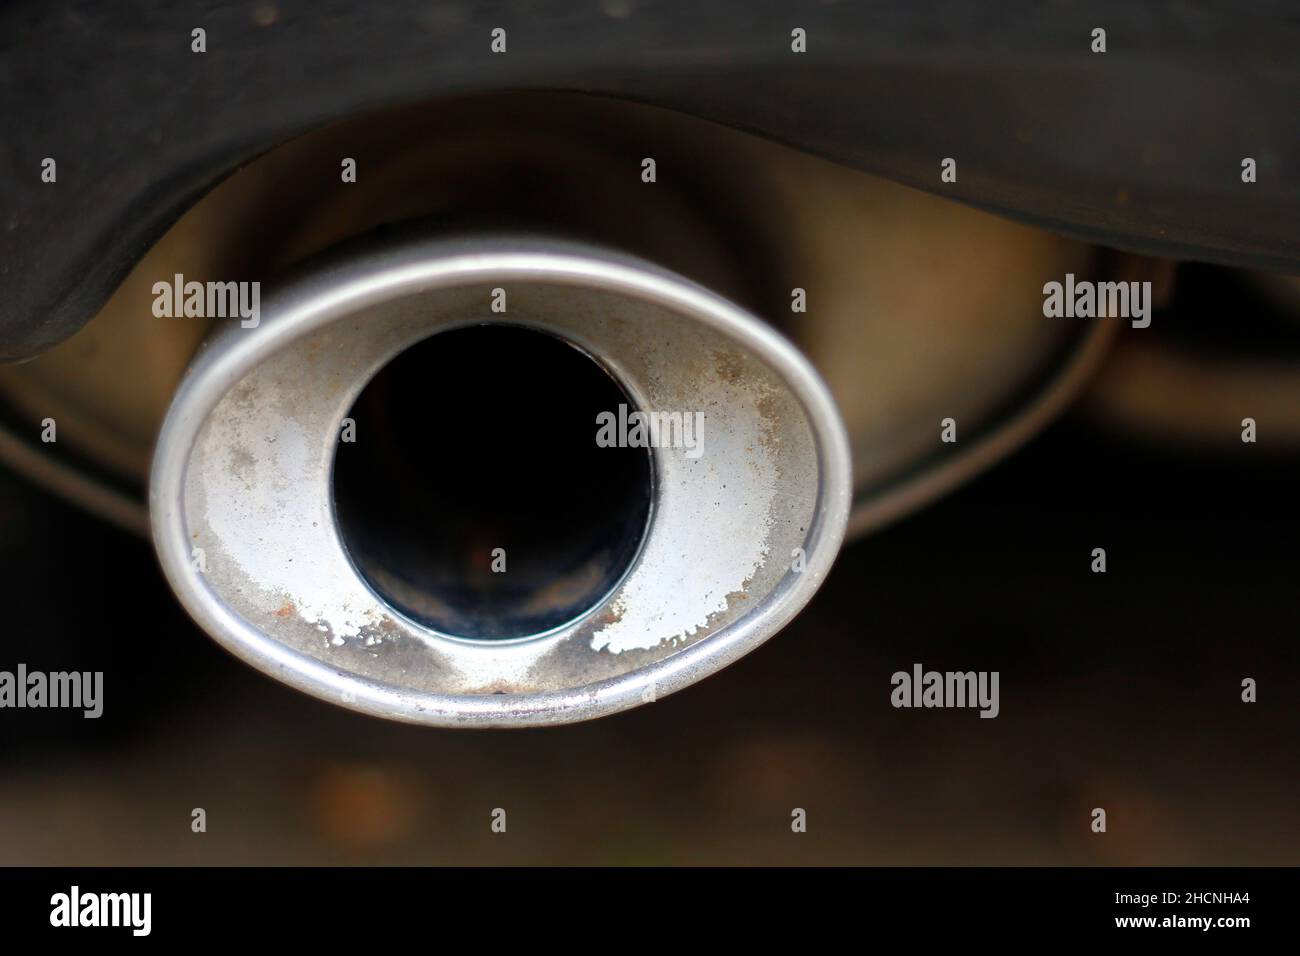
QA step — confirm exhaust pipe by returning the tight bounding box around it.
[150,235,851,726]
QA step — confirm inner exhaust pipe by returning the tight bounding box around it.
[150,235,851,726]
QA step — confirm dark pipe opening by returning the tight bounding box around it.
[332,324,653,640]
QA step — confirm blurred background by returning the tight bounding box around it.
[1,262,1297,865]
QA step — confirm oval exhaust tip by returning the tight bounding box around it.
[150,236,851,726]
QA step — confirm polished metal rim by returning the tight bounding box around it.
[149,236,853,726]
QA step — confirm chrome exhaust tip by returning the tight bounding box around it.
[150,236,851,726]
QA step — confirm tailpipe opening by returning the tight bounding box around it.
[332,324,653,641]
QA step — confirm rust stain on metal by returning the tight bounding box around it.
[713,349,746,384]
